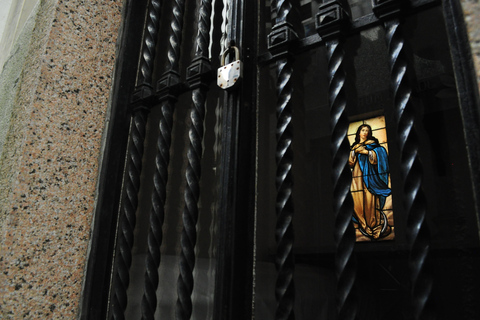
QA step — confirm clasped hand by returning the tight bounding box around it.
[353,144,369,155]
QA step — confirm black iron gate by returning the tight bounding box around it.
[81,0,480,319]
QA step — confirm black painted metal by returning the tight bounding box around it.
[443,5,480,313]
[136,7,165,320]
[135,3,172,319]
[326,40,357,320]
[136,0,187,319]
[273,57,295,320]
[137,0,163,87]
[110,107,149,320]
[212,0,257,319]
[268,1,300,319]
[137,5,182,319]
[176,0,213,319]
[373,0,435,315]
[79,1,148,318]
[109,0,163,319]
[83,0,480,318]
[259,0,439,65]
[443,0,480,241]
[384,19,433,320]
[316,1,357,320]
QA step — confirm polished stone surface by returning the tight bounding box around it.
[0,0,122,317]
[462,0,480,92]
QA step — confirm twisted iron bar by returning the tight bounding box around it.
[167,0,185,71]
[176,87,207,320]
[111,109,149,320]
[384,19,433,320]
[220,0,229,52]
[275,0,292,23]
[110,1,163,319]
[138,0,163,86]
[195,0,213,57]
[269,1,299,318]
[274,56,295,320]
[176,1,213,319]
[140,101,174,320]
[139,0,186,319]
[326,39,357,320]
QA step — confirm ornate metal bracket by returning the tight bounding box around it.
[156,70,185,102]
[130,84,156,112]
[186,56,213,90]
[315,1,350,41]
[268,22,299,58]
[372,0,407,20]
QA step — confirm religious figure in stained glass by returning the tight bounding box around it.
[348,117,394,241]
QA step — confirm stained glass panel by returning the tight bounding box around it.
[348,116,394,241]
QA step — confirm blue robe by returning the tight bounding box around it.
[357,143,391,209]
[351,142,391,230]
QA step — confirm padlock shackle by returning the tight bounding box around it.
[220,46,240,66]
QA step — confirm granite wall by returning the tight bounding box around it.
[461,0,480,92]
[0,0,123,318]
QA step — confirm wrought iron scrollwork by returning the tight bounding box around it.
[110,1,162,319]
[316,2,357,320]
[268,1,300,318]
[176,1,213,319]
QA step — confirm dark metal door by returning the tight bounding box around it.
[81,0,480,319]
[254,0,480,319]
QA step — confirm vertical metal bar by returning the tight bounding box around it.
[384,17,433,319]
[268,1,300,319]
[443,0,480,241]
[327,38,357,320]
[139,0,187,318]
[109,1,163,319]
[110,108,149,320]
[212,0,257,318]
[134,4,165,320]
[176,1,214,319]
[220,0,229,53]
[316,2,356,319]
[273,56,295,320]
[137,0,164,89]
[372,1,434,318]
[443,2,480,316]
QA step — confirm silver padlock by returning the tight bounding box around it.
[217,46,242,90]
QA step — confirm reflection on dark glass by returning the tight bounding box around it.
[347,0,373,20]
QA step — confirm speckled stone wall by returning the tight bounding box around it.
[461,0,480,92]
[0,0,123,318]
